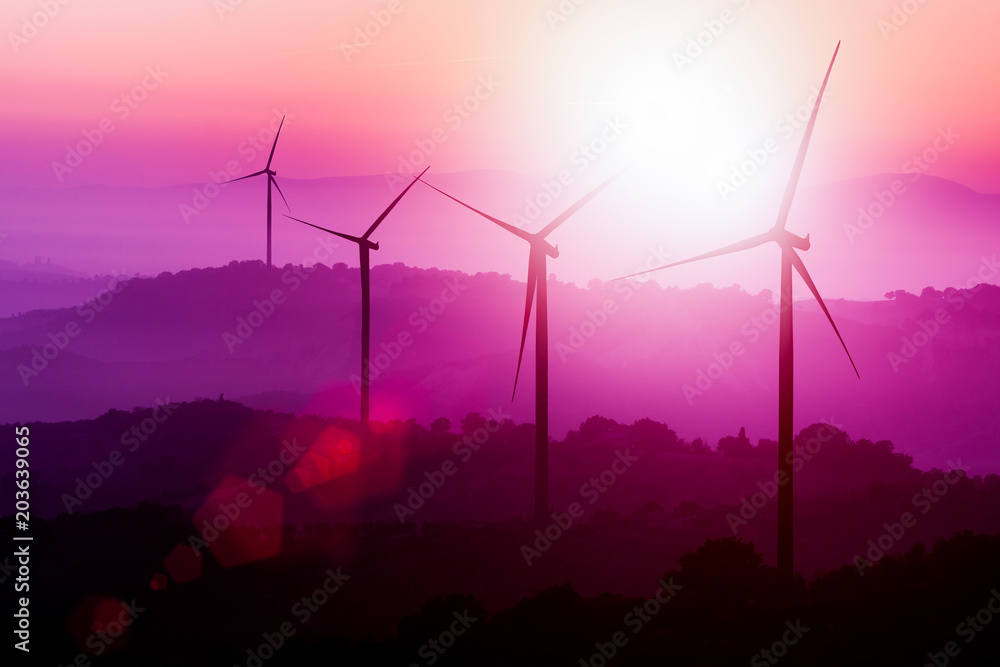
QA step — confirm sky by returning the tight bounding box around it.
[1,0,999,289]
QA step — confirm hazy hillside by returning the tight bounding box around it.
[2,171,999,299]
[2,261,999,472]
[0,259,117,317]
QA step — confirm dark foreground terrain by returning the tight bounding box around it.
[5,400,1000,665]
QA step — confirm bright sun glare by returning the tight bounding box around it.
[592,60,784,251]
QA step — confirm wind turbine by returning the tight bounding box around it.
[225,116,290,268]
[418,167,628,526]
[285,166,430,430]
[620,43,857,579]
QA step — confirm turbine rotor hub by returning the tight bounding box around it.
[534,239,559,258]
[774,228,810,251]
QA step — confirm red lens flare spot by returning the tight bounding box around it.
[291,424,410,515]
[193,474,284,568]
[68,596,136,656]
[163,543,203,584]
[287,427,362,492]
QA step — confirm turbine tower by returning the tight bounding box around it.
[419,167,628,526]
[285,166,429,430]
[621,43,856,579]
[225,116,290,268]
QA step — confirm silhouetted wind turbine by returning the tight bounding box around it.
[285,166,429,430]
[620,42,857,579]
[225,116,290,268]
[419,167,628,526]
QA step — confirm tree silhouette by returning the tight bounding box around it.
[460,412,486,435]
[431,417,451,434]
[577,415,622,443]
[718,426,753,457]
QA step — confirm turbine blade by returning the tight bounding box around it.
[775,42,839,231]
[284,215,361,244]
[418,178,535,244]
[223,170,267,184]
[512,249,540,401]
[362,166,430,240]
[270,175,290,211]
[538,162,632,239]
[265,115,285,170]
[614,231,773,281]
[788,248,860,378]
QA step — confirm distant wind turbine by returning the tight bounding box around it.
[419,167,629,526]
[285,166,430,430]
[225,116,290,268]
[619,42,857,579]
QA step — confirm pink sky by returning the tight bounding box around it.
[2,0,999,294]
[2,0,999,190]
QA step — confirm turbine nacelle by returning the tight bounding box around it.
[532,237,559,258]
[771,227,810,251]
[329,233,379,251]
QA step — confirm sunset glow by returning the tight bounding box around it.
[6,3,1000,664]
